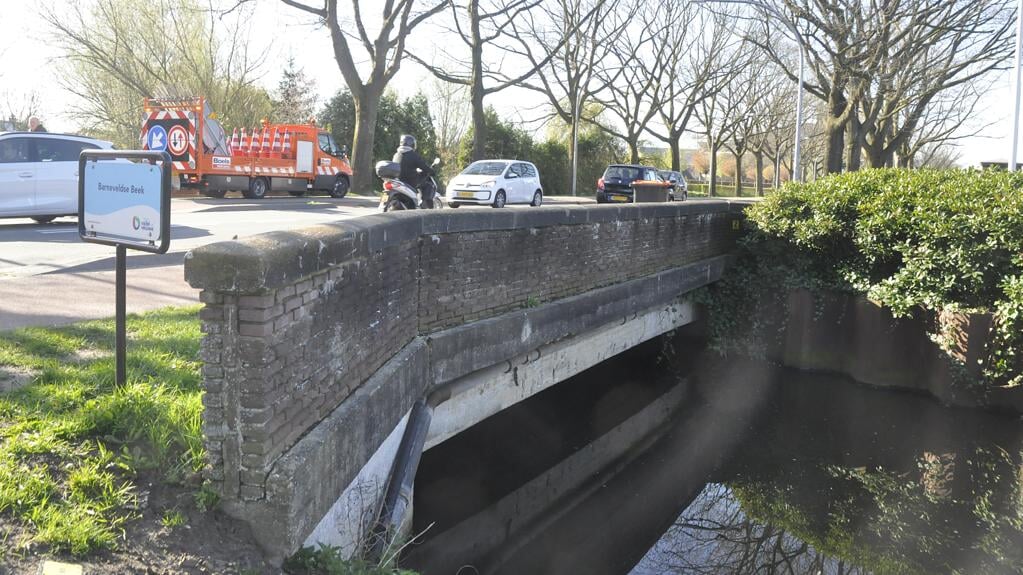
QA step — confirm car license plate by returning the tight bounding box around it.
[612,195,628,202]
[457,191,475,198]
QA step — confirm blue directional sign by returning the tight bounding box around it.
[146,125,167,151]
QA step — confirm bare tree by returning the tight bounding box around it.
[644,1,741,172]
[590,4,673,164]
[279,0,447,192]
[45,0,269,148]
[855,0,1013,169]
[744,0,1013,175]
[746,74,797,195]
[898,81,990,169]
[513,0,632,194]
[426,77,470,174]
[409,0,602,162]
[695,42,758,196]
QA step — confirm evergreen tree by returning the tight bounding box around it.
[272,57,318,124]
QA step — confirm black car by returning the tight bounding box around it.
[596,164,663,203]
[659,170,688,202]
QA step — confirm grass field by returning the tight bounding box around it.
[0,307,204,557]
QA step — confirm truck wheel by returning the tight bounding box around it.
[330,174,350,199]
[244,177,268,199]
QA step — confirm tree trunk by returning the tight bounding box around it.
[825,88,848,174]
[773,154,782,188]
[825,119,845,174]
[669,137,681,171]
[709,142,718,197]
[470,78,486,162]
[628,139,640,164]
[734,151,743,196]
[351,91,381,194]
[846,115,862,172]
[469,0,487,162]
[866,145,886,169]
[754,152,765,197]
[569,113,579,196]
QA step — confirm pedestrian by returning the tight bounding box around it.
[28,116,46,132]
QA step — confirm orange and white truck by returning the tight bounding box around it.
[140,97,353,199]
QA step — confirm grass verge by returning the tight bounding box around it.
[0,306,204,557]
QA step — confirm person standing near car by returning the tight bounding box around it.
[393,134,435,208]
[28,117,46,132]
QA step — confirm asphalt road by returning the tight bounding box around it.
[0,194,595,330]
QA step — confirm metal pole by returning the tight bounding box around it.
[115,245,126,387]
[793,44,805,181]
[1012,0,1023,171]
[571,93,580,196]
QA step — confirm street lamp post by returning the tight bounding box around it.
[1012,0,1022,171]
[696,0,806,181]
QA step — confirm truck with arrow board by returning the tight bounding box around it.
[140,97,353,199]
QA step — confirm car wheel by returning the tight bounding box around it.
[492,190,506,208]
[449,202,460,208]
[330,174,350,199]
[31,216,57,224]
[682,191,688,202]
[244,177,268,199]
[531,191,542,207]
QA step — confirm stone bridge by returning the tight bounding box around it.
[184,200,746,560]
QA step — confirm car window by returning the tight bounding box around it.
[318,133,332,153]
[603,166,642,182]
[36,138,98,162]
[523,164,537,178]
[462,161,508,176]
[644,169,659,181]
[510,163,528,177]
[0,137,31,163]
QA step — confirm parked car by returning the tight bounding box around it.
[0,132,115,222]
[596,164,663,203]
[446,160,543,208]
[659,170,688,201]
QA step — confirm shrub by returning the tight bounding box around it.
[704,168,1023,389]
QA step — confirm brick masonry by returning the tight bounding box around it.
[185,201,746,548]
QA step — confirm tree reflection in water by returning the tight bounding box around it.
[633,370,1023,575]
[635,483,867,575]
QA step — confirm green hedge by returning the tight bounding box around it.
[702,168,1023,389]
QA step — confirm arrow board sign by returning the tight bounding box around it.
[167,125,188,156]
[146,125,167,151]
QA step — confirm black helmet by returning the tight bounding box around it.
[400,134,417,150]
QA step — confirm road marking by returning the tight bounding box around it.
[37,229,76,234]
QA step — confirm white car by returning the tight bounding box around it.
[446,160,543,208]
[0,132,114,223]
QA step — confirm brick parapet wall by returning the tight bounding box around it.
[185,202,747,504]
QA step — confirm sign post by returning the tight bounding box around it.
[78,150,172,387]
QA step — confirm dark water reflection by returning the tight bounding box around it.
[406,338,1023,574]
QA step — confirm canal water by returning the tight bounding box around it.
[405,337,1023,574]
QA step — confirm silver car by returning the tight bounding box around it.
[0,132,114,223]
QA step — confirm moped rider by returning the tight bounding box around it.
[392,134,436,208]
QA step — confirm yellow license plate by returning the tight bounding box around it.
[457,191,475,198]
[612,195,628,202]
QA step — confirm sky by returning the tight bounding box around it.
[0,0,1016,167]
